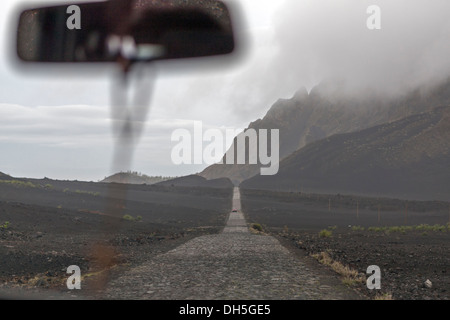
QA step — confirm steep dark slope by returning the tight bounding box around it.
[241,106,450,201]
[0,172,13,180]
[200,78,450,184]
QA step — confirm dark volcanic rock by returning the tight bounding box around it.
[0,172,12,181]
[200,78,450,184]
[241,106,450,201]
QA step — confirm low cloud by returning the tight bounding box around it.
[152,0,450,124]
[269,0,450,96]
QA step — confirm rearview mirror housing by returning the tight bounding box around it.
[16,0,235,64]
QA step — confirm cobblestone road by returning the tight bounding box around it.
[105,188,362,299]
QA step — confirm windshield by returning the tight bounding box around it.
[0,0,449,305]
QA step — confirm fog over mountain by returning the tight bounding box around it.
[201,0,450,184]
[241,105,450,201]
[200,77,450,184]
[267,0,450,99]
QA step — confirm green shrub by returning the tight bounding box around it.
[433,224,446,232]
[252,223,263,232]
[319,229,332,238]
[388,226,401,233]
[0,221,10,229]
[368,226,386,232]
[351,226,365,231]
[122,214,135,221]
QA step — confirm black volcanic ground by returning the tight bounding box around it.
[0,173,448,300]
[0,175,233,297]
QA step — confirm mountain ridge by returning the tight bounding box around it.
[200,78,450,184]
[0,172,12,180]
[240,105,450,201]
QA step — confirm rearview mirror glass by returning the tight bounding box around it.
[16,0,235,63]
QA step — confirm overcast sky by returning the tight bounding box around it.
[1,0,450,181]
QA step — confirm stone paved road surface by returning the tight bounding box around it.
[105,188,362,299]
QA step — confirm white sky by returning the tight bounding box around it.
[1,0,450,181]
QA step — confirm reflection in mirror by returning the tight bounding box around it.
[17,0,235,63]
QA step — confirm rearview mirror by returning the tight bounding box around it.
[16,0,235,63]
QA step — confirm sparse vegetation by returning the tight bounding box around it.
[240,189,450,213]
[252,223,263,232]
[74,189,100,197]
[415,224,447,232]
[121,214,143,222]
[319,229,332,238]
[366,224,448,234]
[341,277,361,287]
[122,214,136,222]
[0,180,37,188]
[242,181,450,300]
[312,251,364,287]
[0,221,10,229]
[374,292,394,300]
